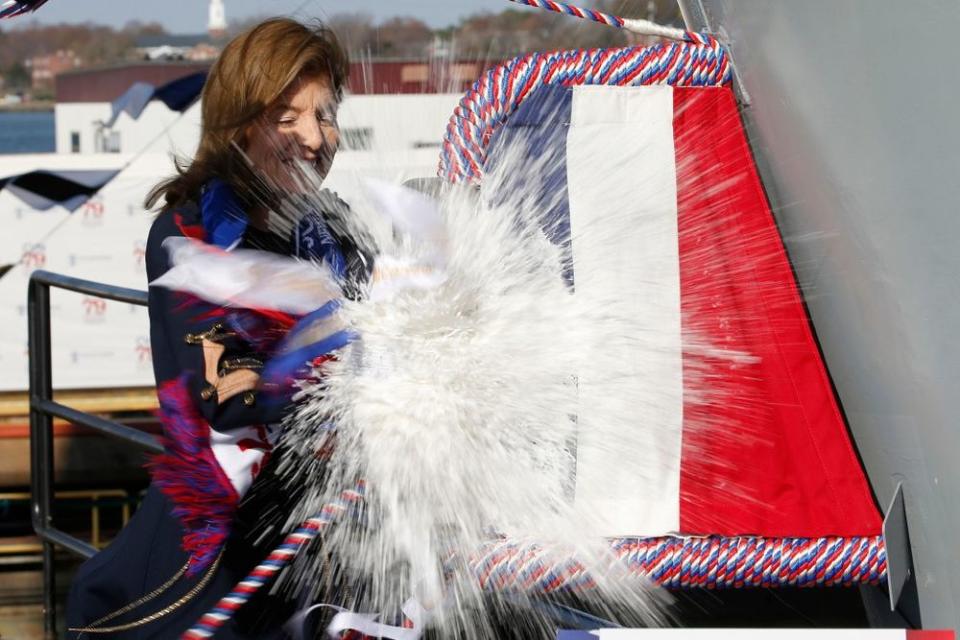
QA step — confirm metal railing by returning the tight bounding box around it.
[28,269,161,637]
[0,490,133,557]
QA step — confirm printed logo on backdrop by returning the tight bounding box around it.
[133,240,147,270]
[81,196,105,227]
[81,296,108,324]
[135,336,152,369]
[21,243,46,271]
[71,350,115,365]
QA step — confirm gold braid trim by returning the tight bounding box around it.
[72,559,189,631]
[68,549,223,635]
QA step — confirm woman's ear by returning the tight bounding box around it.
[237,124,252,151]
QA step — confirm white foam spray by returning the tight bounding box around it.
[270,129,732,637]
[160,94,768,636]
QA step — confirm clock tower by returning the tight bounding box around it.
[208,0,227,39]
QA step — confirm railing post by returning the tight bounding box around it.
[26,270,154,635]
[28,275,57,638]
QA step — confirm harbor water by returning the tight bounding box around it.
[0,111,55,154]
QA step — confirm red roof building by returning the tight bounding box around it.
[56,63,210,103]
[29,50,83,92]
[56,59,497,103]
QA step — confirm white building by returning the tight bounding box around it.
[53,63,209,154]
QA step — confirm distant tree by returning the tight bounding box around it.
[0,0,689,98]
[33,85,54,101]
[0,23,138,72]
[328,13,376,57]
[448,0,684,58]
[376,17,432,58]
[226,14,270,37]
[122,20,167,37]
[6,61,29,90]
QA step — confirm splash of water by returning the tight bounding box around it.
[161,94,770,636]
[268,135,715,637]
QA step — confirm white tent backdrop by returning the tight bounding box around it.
[0,155,132,267]
[0,101,202,391]
[1,99,190,268]
[0,95,446,392]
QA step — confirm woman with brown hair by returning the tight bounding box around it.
[66,18,369,638]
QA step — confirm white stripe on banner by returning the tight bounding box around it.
[566,85,683,536]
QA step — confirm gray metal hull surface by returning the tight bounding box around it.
[681,0,960,630]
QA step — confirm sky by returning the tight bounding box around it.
[12,0,515,32]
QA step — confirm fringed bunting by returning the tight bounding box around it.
[148,376,240,575]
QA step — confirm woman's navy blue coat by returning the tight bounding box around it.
[66,198,368,639]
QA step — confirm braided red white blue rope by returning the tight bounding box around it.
[507,0,693,42]
[472,536,886,592]
[182,465,885,632]
[181,482,365,639]
[509,0,625,29]
[438,38,731,184]
[189,512,885,637]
